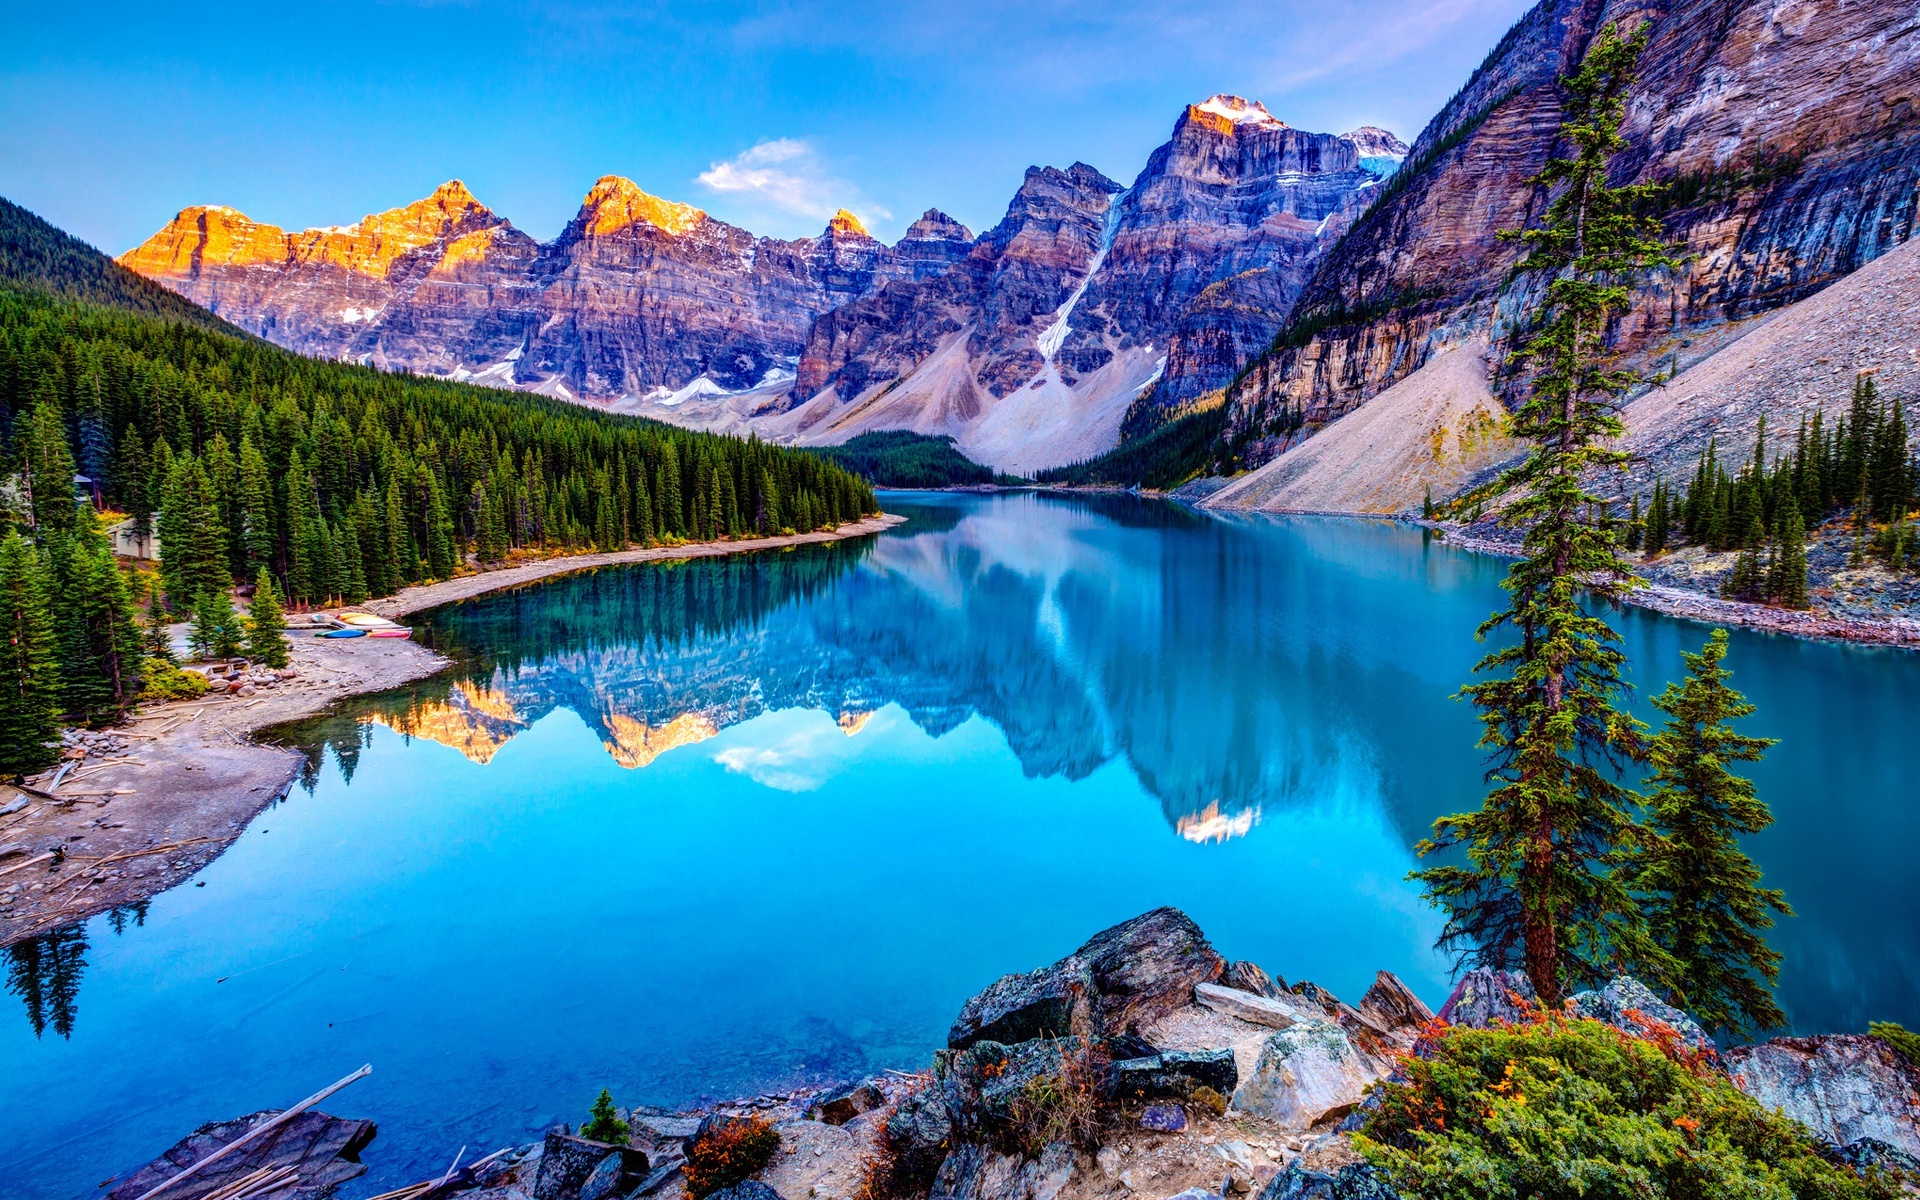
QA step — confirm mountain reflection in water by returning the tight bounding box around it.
[295,494,1477,848]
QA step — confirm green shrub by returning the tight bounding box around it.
[1869,1022,1920,1068]
[580,1087,630,1144]
[139,661,210,703]
[684,1115,780,1199]
[1358,1012,1902,1200]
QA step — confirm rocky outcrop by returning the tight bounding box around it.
[1223,0,1920,469]
[107,1109,377,1200]
[1076,907,1227,1036]
[1434,968,1536,1029]
[1723,1034,1920,1158]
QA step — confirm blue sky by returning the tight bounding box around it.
[2,0,1533,254]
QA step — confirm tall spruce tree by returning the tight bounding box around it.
[1413,23,1676,1004]
[157,455,229,611]
[23,399,79,539]
[0,533,60,774]
[245,568,291,669]
[1627,630,1789,1037]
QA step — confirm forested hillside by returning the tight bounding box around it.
[0,196,878,752]
[0,198,246,334]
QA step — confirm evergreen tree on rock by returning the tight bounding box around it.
[1413,22,1676,1006]
[0,532,60,775]
[1627,629,1789,1037]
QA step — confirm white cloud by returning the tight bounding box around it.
[697,139,888,226]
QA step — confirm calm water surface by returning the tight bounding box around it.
[5,493,1917,1198]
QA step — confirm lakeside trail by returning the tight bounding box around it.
[0,515,906,948]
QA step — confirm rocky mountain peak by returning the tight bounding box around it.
[825,208,872,239]
[1340,127,1408,159]
[577,175,706,237]
[899,209,975,246]
[1185,95,1288,134]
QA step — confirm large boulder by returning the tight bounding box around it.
[1257,1134,1399,1200]
[1109,1049,1239,1100]
[811,1081,885,1125]
[1723,1034,1920,1158]
[1566,976,1710,1050]
[1074,908,1225,1037]
[1233,1021,1390,1129]
[706,1183,785,1200]
[1435,969,1535,1029]
[534,1134,649,1200]
[886,1088,954,1189]
[108,1110,377,1200]
[950,957,1095,1050]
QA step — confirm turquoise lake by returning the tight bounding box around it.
[5,491,1918,1198]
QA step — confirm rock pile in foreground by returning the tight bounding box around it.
[109,908,1920,1200]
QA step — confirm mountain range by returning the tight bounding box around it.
[116,0,1919,494]
[118,97,1405,476]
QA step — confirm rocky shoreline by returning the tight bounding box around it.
[0,517,907,949]
[103,908,1920,1200]
[1432,523,1920,650]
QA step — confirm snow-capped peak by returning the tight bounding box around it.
[1192,95,1286,130]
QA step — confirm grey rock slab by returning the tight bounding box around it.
[1111,1049,1238,1101]
[579,1152,629,1200]
[705,1183,785,1200]
[1724,1034,1920,1158]
[1195,983,1301,1030]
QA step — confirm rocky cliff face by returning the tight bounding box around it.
[1221,0,1920,467]
[119,179,975,401]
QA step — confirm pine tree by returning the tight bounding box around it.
[23,399,79,539]
[1643,480,1669,556]
[1626,630,1789,1037]
[143,598,177,666]
[425,472,457,580]
[238,434,276,575]
[581,1088,630,1144]
[191,589,244,661]
[157,455,229,613]
[1413,23,1675,1005]
[0,533,60,774]
[245,568,291,669]
[57,516,145,722]
[1625,495,1643,551]
[1768,500,1811,608]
